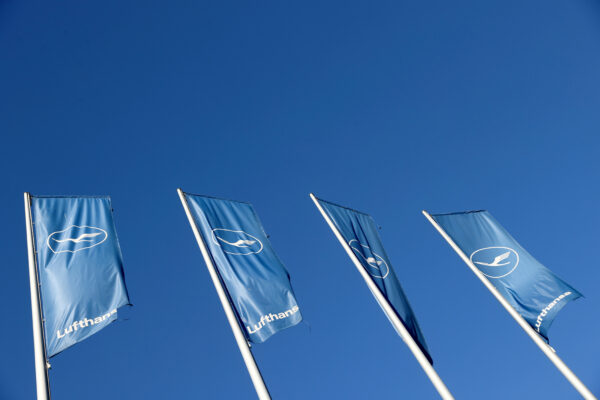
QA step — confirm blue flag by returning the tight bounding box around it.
[30,196,131,357]
[182,193,302,343]
[315,197,432,364]
[430,210,582,340]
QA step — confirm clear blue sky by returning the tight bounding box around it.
[2,1,600,398]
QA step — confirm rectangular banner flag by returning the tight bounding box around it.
[430,210,582,340]
[30,196,131,357]
[314,197,432,364]
[181,193,302,343]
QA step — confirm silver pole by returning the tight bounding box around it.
[310,194,454,400]
[24,192,51,400]
[177,189,271,400]
[423,210,596,400]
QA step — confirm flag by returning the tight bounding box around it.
[315,197,432,364]
[30,196,131,357]
[182,193,302,343]
[430,210,582,340]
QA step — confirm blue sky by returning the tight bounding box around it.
[2,0,600,398]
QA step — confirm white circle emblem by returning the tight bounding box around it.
[469,246,519,279]
[348,239,390,279]
[47,225,108,254]
[211,229,263,255]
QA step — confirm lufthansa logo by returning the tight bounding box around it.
[211,229,263,255]
[47,225,108,254]
[349,240,389,279]
[470,246,519,278]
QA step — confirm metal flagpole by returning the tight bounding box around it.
[24,192,51,400]
[422,210,597,400]
[177,189,271,400]
[310,194,454,400]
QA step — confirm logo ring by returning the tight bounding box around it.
[348,239,389,279]
[470,246,519,279]
[211,228,263,255]
[46,225,108,254]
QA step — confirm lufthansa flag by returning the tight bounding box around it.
[314,196,432,364]
[30,196,131,357]
[181,192,302,343]
[430,210,582,341]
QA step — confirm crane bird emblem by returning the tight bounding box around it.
[470,247,519,278]
[47,225,108,254]
[473,251,510,267]
[211,228,263,255]
[348,239,390,279]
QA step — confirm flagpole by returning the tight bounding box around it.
[422,210,596,400]
[24,193,51,400]
[310,194,454,400]
[177,189,271,400]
